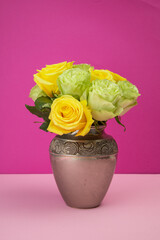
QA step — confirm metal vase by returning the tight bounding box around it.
[49,126,118,209]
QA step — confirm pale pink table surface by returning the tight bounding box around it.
[0,174,160,240]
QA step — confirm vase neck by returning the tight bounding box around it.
[88,125,106,135]
[56,124,108,141]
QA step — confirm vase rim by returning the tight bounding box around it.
[69,124,106,136]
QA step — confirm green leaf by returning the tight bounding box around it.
[25,104,44,118]
[41,108,51,122]
[39,121,50,132]
[25,104,50,122]
[51,92,60,100]
[35,96,52,111]
[115,116,126,132]
[99,121,107,126]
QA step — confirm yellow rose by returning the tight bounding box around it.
[91,69,115,82]
[47,95,94,136]
[108,70,127,82]
[91,69,127,82]
[34,61,74,97]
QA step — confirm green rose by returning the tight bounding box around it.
[57,68,91,99]
[117,81,140,116]
[29,85,47,101]
[72,63,93,71]
[81,79,122,121]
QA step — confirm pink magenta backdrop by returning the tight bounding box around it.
[0,0,160,173]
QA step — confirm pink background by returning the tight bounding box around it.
[0,0,160,174]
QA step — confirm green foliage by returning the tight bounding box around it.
[25,95,56,132]
[51,92,60,100]
[39,121,50,132]
[93,120,107,133]
[25,104,50,121]
[25,105,44,118]
[35,96,52,111]
[115,116,126,131]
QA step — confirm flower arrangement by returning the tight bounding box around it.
[25,61,140,136]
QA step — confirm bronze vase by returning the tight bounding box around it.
[49,126,118,209]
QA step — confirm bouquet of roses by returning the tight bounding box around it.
[25,61,140,136]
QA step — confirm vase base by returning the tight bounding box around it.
[65,202,101,209]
